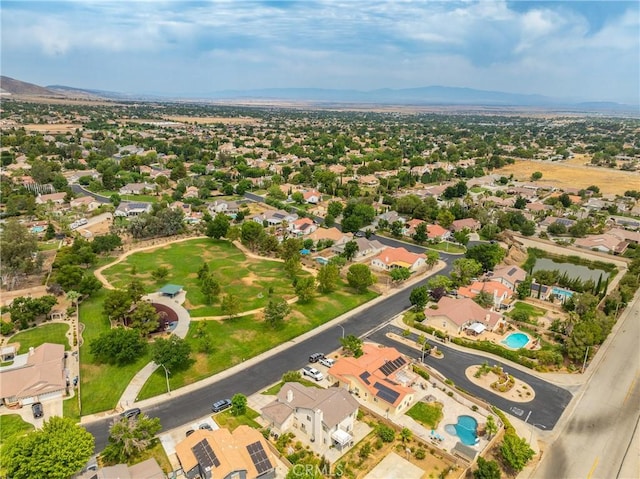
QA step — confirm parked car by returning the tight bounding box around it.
[211,399,232,413]
[120,408,141,419]
[302,366,324,381]
[319,357,335,368]
[309,353,324,363]
[199,423,213,431]
[31,402,43,419]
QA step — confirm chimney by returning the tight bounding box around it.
[286,389,294,403]
[485,314,490,323]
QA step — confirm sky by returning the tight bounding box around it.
[2,0,639,104]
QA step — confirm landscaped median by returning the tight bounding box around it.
[79,237,378,413]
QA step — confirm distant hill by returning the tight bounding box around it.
[0,76,62,97]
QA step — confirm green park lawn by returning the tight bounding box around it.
[138,281,377,400]
[79,289,152,415]
[425,241,466,254]
[101,238,308,317]
[213,407,261,431]
[406,402,444,429]
[0,414,34,445]
[9,323,70,353]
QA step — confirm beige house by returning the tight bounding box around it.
[426,296,505,335]
[76,458,165,479]
[328,343,416,415]
[0,343,66,406]
[261,382,359,451]
[175,426,276,479]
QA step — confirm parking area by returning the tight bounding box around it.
[159,414,219,470]
[0,396,64,428]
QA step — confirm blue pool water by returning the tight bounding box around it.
[31,226,46,233]
[445,415,478,446]
[552,286,574,301]
[502,332,530,349]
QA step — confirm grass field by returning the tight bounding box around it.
[101,238,308,317]
[63,395,81,422]
[406,402,444,429]
[509,301,547,319]
[425,241,466,254]
[0,415,34,445]
[139,281,377,399]
[79,289,152,415]
[262,379,322,395]
[213,407,261,431]
[9,323,70,353]
[495,156,639,196]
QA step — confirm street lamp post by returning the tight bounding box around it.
[159,364,171,395]
[581,345,590,374]
[421,340,429,363]
[338,324,345,339]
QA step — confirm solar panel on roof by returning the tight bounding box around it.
[374,382,400,404]
[507,267,517,276]
[192,440,220,470]
[359,371,371,385]
[378,356,406,376]
[246,441,272,475]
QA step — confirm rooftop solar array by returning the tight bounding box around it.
[378,356,406,376]
[246,441,272,475]
[359,371,371,385]
[192,439,220,470]
[374,381,400,404]
[507,267,517,276]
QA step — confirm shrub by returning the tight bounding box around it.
[376,424,395,443]
[415,448,426,460]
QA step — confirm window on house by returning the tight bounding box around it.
[307,415,311,422]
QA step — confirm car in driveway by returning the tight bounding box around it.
[31,402,43,419]
[309,353,324,363]
[318,357,335,368]
[120,408,141,419]
[211,399,232,413]
[302,366,324,381]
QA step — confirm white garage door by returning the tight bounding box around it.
[38,390,63,402]
[21,396,36,405]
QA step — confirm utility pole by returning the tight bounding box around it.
[581,346,590,374]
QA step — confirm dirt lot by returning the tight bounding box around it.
[20,123,84,133]
[495,155,639,196]
[162,115,261,125]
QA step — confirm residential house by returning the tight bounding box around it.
[371,246,426,272]
[457,280,514,309]
[119,182,155,195]
[374,210,406,227]
[403,218,426,237]
[69,196,100,212]
[252,209,298,226]
[328,343,417,415]
[491,265,527,291]
[35,192,66,205]
[574,234,628,254]
[183,186,199,199]
[175,426,277,479]
[208,200,241,216]
[308,227,352,247]
[76,458,165,479]
[450,218,480,232]
[529,282,552,300]
[288,217,318,237]
[0,343,66,406]
[357,175,379,187]
[427,224,451,241]
[332,237,385,260]
[425,296,505,335]
[609,216,640,230]
[261,382,359,451]
[303,190,322,204]
[114,202,152,217]
[609,227,640,244]
[539,216,576,230]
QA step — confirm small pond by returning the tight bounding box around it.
[533,258,610,283]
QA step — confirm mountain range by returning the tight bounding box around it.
[0,75,636,112]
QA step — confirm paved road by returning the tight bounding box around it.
[369,325,572,430]
[532,292,640,479]
[70,184,112,203]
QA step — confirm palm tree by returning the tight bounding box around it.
[485,415,498,439]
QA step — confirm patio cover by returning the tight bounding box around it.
[467,322,486,334]
[159,284,183,297]
[331,429,352,447]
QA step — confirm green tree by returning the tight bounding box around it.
[128,301,160,336]
[465,243,506,272]
[0,219,41,290]
[390,267,411,283]
[206,213,230,239]
[530,171,543,181]
[152,266,169,282]
[516,277,532,300]
[152,335,191,371]
[391,220,405,238]
[346,264,375,293]
[451,258,483,285]
[240,221,265,251]
[101,414,161,464]
[90,328,148,365]
[410,285,430,311]
[413,222,428,244]
[376,424,395,442]
[317,264,340,293]
[0,416,94,479]
[342,240,359,261]
[500,432,535,472]
[474,290,495,308]
[221,293,241,319]
[294,276,316,303]
[291,191,305,204]
[437,210,455,228]
[200,273,221,304]
[340,334,364,357]
[453,228,471,246]
[474,456,502,479]
[400,427,413,443]
[44,222,56,240]
[327,201,343,218]
[231,393,248,416]
[264,297,291,328]
[486,415,498,439]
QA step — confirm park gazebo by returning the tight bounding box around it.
[159,284,183,298]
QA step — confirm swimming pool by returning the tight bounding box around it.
[552,286,574,301]
[502,332,530,349]
[31,225,46,233]
[445,415,478,446]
